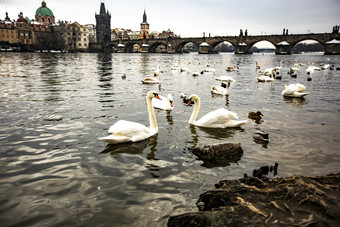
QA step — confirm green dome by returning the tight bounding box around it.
[35,1,54,16]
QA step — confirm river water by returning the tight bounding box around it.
[0,52,339,226]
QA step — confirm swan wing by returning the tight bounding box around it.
[195,108,240,128]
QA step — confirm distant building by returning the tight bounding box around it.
[0,12,36,50]
[53,21,89,52]
[35,1,55,25]
[138,9,150,39]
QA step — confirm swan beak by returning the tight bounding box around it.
[154,93,162,100]
[170,100,173,107]
[187,99,192,106]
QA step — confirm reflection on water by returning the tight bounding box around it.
[0,52,340,226]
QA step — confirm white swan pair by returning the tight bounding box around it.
[99,91,246,144]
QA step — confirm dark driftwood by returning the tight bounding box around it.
[190,143,243,168]
[168,173,340,226]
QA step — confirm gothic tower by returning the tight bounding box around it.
[95,2,111,44]
[138,9,150,39]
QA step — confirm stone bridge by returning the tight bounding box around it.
[101,33,340,54]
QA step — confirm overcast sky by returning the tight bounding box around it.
[1,0,339,37]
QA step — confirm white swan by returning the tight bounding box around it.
[204,62,216,73]
[171,61,180,70]
[98,91,161,144]
[192,62,200,76]
[274,61,283,71]
[180,62,190,72]
[154,64,162,76]
[186,94,247,128]
[211,83,230,96]
[152,94,174,111]
[141,72,161,84]
[257,69,274,82]
[282,83,309,98]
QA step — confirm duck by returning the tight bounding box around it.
[257,68,275,82]
[282,83,309,98]
[186,94,247,128]
[152,94,174,111]
[192,62,201,76]
[248,111,263,120]
[179,92,187,99]
[253,130,270,142]
[98,91,161,144]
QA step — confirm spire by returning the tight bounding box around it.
[143,9,147,23]
[100,2,106,15]
[5,11,10,20]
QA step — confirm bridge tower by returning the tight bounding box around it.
[95,1,111,50]
[138,9,150,39]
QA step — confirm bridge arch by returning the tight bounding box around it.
[175,41,199,53]
[209,40,236,53]
[149,41,168,53]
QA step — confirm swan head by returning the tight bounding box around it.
[147,91,162,100]
[187,94,199,106]
[167,94,174,107]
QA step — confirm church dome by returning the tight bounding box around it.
[35,1,54,16]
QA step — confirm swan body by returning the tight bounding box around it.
[152,94,174,111]
[99,91,161,144]
[211,83,228,95]
[257,69,274,82]
[225,66,238,72]
[171,61,180,70]
[282,83,309,98]
[141,72,161,84]
[187,94,247,128]
[321,64,330,70]
[215,75,236,82]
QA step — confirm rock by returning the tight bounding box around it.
[189,143,243,168]
[168,173,340,227]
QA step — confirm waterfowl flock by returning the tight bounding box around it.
[99,57,336,145]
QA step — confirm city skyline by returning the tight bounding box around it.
[1,0,339,38]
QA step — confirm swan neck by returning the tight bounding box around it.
[189,96,200,124]
[147,95,158,131]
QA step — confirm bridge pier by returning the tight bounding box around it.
[324,39,340,55]
[117,43,125,53]
[199,42,209,54]
[141,43,149,53]
[235,42,247,54]
[275,41,291,55]
[167,44,175,54]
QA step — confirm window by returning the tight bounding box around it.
[42,18,45,22]
[48,18,51,23]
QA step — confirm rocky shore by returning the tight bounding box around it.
[168,173,340,226]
